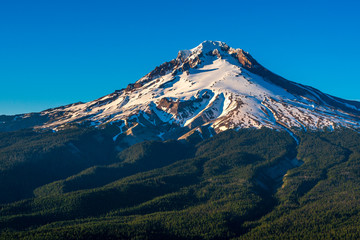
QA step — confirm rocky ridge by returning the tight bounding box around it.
[1,41,359,146]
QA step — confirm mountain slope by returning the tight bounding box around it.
[1,41,359,145]
[1,129,360,239]
[1,41,360,240]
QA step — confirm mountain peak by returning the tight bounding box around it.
[136,40,260,89]
[176,41,229,62]
[1,41,359,145]
[191,40,229,53]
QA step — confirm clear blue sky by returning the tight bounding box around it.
[1,0,359,115]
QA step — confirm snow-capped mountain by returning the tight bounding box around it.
[1,41,360,144]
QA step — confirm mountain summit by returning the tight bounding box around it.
[1,41,359,145]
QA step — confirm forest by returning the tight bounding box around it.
[0,126,360,239]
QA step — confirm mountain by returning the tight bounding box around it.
[1,41,360,239]
[1,41,359,147]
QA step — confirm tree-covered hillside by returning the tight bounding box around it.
[0,127,360,239]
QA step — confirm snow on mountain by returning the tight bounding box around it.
[2,41,360,145]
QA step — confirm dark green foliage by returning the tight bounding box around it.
[238,129,360,239]
[1,128,360,239]
[0,127,116,203]
[34,140,194,196]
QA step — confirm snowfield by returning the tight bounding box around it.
[16,40,358,143]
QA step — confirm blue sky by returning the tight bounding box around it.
[1,0,359,115]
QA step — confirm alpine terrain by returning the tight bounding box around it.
[1,41,359,144]
[1,41,360,240]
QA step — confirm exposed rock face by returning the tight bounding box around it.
[1,41,359,148]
